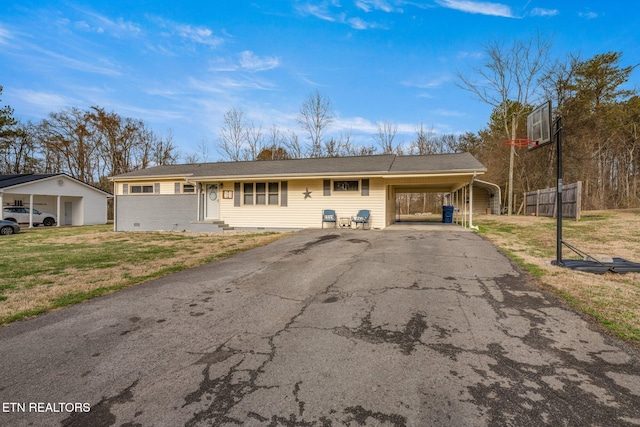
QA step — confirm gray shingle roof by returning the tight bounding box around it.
[0,174,60,189]
[111,153,486,180]
[0,173,112,195]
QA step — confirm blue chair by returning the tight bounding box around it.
[351,210,371,230]
[322,209,337,229]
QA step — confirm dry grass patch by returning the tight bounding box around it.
[0,225,290,324]
[476,210,640,343]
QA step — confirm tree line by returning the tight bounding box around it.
[0,97,177,193]
[461,48,639,211]
[1,37,638,211]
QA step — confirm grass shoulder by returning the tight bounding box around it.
[0,225,290,324]
[476,210,640,344]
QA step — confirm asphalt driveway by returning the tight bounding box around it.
[1,227,639,426]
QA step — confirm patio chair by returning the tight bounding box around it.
[351,209,371,230]
[322,209,337,229]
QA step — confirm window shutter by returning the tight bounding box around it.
[323,179,331,196]
[281,181,288,207]
[122,184,128,195]
[234,183,241,207]
[361,179,369,196]
[174,182,181,194]
[154,183,160,194]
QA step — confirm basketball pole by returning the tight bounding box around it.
[554,116,563,266]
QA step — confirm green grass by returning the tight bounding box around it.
[0,226,288,324]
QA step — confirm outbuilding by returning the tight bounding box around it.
[110,153,491,232]
[0,174,111,227]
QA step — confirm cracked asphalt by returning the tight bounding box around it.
[1,227,640,426]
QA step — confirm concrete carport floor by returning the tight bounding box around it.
[0,228,639,426]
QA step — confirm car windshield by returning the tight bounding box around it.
[32,209,41,214]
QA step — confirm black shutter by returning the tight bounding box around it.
[234,183,241,207]
[281,181,288,207]
[323,179,331,196]
[361,179,369,196]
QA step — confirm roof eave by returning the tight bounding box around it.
[109,173,194,181]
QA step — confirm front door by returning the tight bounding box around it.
[205,184,219,220]
[64,202,73,225]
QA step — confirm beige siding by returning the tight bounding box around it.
[386,186,397,226]
[116,180,184,195]
[472,187,491,214]
[220,178,387,229]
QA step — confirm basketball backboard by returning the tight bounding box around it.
[527,100,552,150]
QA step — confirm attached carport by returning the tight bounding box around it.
[382,154,490,229]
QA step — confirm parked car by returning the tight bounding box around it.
[0,219,20,235]
[2,207,57,226]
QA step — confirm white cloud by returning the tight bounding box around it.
[355,0,395,13]
[78,10,142,37]
[456,50,483,60]
[13,89,78,113]
[348,17,382,30]
[149,16,223,48]
[295,3,337,22]
[432,108,465,117]
[0,25,13,45]
[239,51,280,71]
[296,2,385,30]
[175,23,223,47]
[401,76,450,89]
[436,0,514,18]
[188,76,276,94]
[530,8,558,17]
[578,10,599,19]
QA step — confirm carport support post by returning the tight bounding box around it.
[29,194,34,228]
[56,195,61,227]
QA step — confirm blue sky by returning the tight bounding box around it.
[1,1,638,160]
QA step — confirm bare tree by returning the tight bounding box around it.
[38,107,98,183]
[297,90,334,157]
[151,129,178,166]
[245,122,264,161]
[411,123,438,155]
[456,34,553,214]
[374,120,398,154]
[1,121,38,174]
[218,108,248,161]
[283,129,303,159]
[195,137,211,163]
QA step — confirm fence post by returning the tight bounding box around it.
[576,181,582,221]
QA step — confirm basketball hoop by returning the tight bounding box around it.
[504,138,536,148]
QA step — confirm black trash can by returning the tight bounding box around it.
[442,206,454,223]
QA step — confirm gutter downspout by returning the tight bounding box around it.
[113,181,117,231]
[469,172,479,231]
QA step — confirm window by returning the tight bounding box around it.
[183,184,195,193]
[268,182,279,205]
[243,183,254,205]
[256,183,266,205]
[333,180,359,192]
[131,185,153,194]
[242,182,280,205]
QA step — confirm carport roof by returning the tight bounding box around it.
[0,173,112,195]
[111,153,486,180]
[0,174,60,189]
